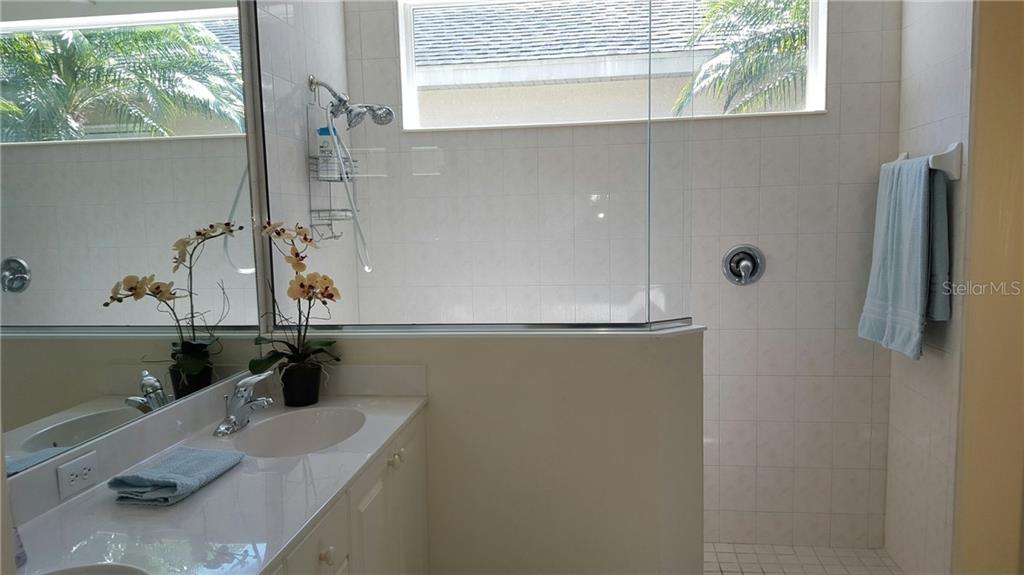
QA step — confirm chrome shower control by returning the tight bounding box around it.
[722,245,765,285]
[1,257,31,293]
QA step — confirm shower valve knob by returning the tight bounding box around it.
[1,257,31,293]
[722,245,765,286]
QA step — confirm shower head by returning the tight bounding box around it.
[309,75,395,130]
[345,104,395,129]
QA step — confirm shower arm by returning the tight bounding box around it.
[308,75,348,118]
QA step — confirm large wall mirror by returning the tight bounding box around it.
[0,1,259,475]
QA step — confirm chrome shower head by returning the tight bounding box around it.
[310,75,394,130]
[345,104,395,129]
[368,105,395,125]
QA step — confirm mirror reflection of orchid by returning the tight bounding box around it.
[248,222,340,380]
[103,221,243,397]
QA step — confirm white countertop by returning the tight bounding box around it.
[17,395,426,575]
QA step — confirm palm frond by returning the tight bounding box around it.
[674,0,809,116]
[0,20,243,142]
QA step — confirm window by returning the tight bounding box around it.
[398,0,826,129]
[0,8,244,143]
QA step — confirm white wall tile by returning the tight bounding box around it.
[756,467,795,512]
[721,466,757,511]
[757,422,795,467]
[795,468,832,513]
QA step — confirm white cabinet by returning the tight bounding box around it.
[284,493,350,575]
[274,413,427,575]
[393,417,428,575]
[349,414,427,575]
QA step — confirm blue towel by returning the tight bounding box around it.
[108,446,244,506]
[5,447,69,476]
[858,157,951,360]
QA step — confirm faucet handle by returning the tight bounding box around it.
[235,371,273,394]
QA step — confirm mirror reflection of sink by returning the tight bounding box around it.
[21,408,141,452]
[234,407,366,457]
[43,564,148,574]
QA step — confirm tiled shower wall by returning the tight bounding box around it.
[0,136,257,326]
[696,0,901,548]
[257,0,361,323]
[886,1,973,573]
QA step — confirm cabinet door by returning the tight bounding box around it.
[394,417,428,575]
[285,494,350,575]
[349,455,396,575]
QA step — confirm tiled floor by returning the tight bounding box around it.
[703,544,904,575]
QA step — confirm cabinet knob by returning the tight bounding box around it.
[319,545,337,566]
[388,452,402,468]
[397,447,406,462]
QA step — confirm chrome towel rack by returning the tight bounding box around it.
[897,142,962,181]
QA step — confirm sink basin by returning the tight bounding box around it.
[234,407,366,457]
[21,408,141,452]
[44,565,147,574]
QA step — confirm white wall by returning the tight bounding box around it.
[257,0,361,323]
[0,136,258,327]
[328,332,704,575]
[691,0,901,548]
[886,1,973,573]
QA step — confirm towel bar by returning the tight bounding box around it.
[896,142,962,181]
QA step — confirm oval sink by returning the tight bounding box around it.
[44,565,148,574]
[234,407,366,457]
[21,408,141,452]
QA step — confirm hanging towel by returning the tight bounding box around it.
[927,170,951,322]
[108,446,244,506]
[858,157,951,360]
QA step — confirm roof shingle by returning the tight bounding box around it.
[412,0,724,67]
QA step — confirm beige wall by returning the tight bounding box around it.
[952,2,1024,573]
[327,333,704,575]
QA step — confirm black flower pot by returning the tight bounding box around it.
[169,364,214,399]
[281,363,323,407]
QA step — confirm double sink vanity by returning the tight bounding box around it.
[9,370,428,575]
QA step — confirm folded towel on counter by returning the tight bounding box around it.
[5,447,69,476]
[108,446,244,506]
[858,156,951,360]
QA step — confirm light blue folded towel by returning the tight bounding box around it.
[108,446,244,506]
[5,447,69,476]
[858,157,951,360]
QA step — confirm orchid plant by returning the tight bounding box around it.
[104,222,242,378]
[249,222,341,374]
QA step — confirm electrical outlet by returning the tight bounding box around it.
[56,451,99,500]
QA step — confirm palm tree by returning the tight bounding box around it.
[0,22,244,142]
[673,0,808,115]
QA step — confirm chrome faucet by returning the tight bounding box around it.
[125,370,171,413]
[214,371,274,437]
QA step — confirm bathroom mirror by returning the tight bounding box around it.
[0,0,260,475]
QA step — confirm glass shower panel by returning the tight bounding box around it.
[338,0,654,325]
[256,0,705,327]
[649,0,696,322]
